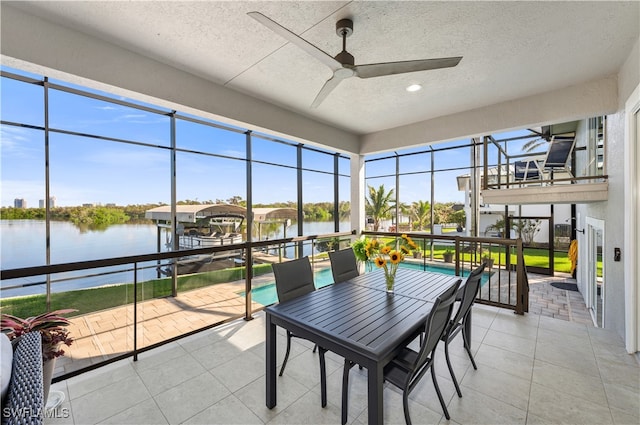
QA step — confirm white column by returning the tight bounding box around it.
[350,153,366,237]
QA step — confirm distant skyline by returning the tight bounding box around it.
[1,65,535,208]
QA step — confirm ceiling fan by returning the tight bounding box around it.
[248,11,462,108]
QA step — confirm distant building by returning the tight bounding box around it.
[82,203,95,208]
[39,197,56,208]
[105,203,116,207]
[14,198,26,208]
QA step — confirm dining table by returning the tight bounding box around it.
[265,267,465,424]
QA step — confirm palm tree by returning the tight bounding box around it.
[411,200,430,230]
[521,137,548,153]
[365,184,395,231]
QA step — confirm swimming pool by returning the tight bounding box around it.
[241,262,490,307]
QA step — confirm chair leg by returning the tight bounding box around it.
[430,360,451,420]
[341,360,355,425]
[402,390,413,425]
[319,348,327,407]
[444,339,462,397]
[462,329,478,370]
[279,331,293,377]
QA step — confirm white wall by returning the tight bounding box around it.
[576,112,627,337]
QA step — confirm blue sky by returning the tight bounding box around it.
[1,65,536,207]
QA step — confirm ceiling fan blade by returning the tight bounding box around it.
[353,56,462,79]
[248,11,342,71]
[310,72,352,108]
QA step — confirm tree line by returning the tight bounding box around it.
[1,189,465,231]
[365,184,465,231]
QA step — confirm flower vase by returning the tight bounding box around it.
[42,357,55,403]
[385,273,395,294]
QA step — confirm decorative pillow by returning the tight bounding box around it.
[0,333,12,405]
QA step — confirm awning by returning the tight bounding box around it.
[145,204,247,223]
[252,208,298,223]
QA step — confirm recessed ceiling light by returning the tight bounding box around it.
[406,84,422,92]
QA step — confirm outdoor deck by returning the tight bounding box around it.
[57,265,593,377]
[48,300,638,424]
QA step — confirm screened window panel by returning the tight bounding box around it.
[48,89,171,146]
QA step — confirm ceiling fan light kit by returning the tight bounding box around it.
[248,11,462,108]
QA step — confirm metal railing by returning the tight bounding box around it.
[0,231,355,382]
[362,231,528,314]
[1,229,527,382]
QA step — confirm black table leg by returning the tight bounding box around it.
[266,312,277,409]
[367,362,384,424]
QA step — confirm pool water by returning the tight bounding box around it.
[242,262,490,307]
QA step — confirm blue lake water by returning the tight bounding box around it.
[243,262,491,306]
[0,219,349,298]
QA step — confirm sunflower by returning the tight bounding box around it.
[389,250,402,264]
[402,234,418,250]
[374,257,386,268]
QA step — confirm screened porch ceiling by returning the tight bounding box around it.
[1,1,638,152]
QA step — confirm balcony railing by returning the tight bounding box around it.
[1,229,525,383]
[0,231,355,382]
[362,231,528,314]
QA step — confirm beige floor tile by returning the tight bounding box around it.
[183,394,263,424]
[532,359,608,407]
[71,375,151,424]
[447,385,527,424]
[460,363,532,411]
[155,373,230,424]
[474,343,534,381]
[534,340,600,377]
[528,382,613,425]
[483,328,537,357]
[52,286,640,425]
[99,398,168,424]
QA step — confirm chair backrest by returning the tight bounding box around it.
[514,160,540,181]
[412,279,461,375]
[328,248,359,283]
[543,137,575,169]
[272,257,315,303]
[450,263,486,326]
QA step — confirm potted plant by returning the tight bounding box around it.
[443,248,454,263]
[481,248,495,269]
[1,309,77,404]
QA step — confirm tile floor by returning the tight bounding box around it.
[45,304,639,425]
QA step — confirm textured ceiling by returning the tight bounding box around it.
[4,1,639,135]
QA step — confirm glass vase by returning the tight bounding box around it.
[385,273,395,294]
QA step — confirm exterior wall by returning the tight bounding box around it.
[576,112,627,337]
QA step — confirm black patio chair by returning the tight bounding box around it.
[442,263,486,397]
[514,160,542,181]
[542,136,576,177]
[272,257,328,407]
[341,278,462,424]
[328,248,359,283]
